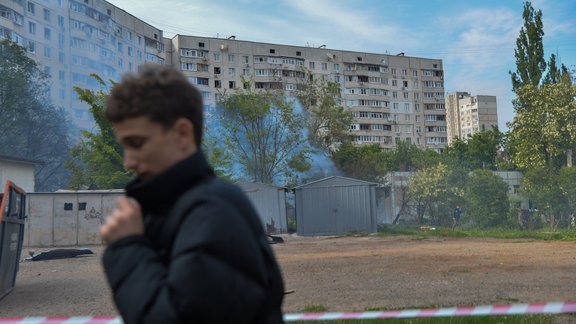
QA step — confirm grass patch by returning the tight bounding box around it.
[290,315,564,323]
[377,224,576,241]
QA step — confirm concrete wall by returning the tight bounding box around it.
[25,191,123,247]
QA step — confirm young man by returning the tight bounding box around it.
[100,64,285,324]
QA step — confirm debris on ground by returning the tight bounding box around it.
[25,248,94,261]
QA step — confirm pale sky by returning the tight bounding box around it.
[106,0,576,130]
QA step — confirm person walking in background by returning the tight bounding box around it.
[452,205,463,230]
[99,64,285,324]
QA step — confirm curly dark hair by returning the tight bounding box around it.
[105,64,204,146]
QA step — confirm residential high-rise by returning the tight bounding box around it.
[445,92,498,144]
[165,35,448,152]
[3,0,447,151]
[0,0,165,133]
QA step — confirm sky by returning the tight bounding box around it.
[106,0,576,130]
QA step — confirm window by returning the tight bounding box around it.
[228,54,235,62]
[392,80,397,87]
[242,69,250,76]
[403,92,409,99]
[392,91,397,99]
[321,63,328,71]
[242,55,249,64]
[402,69,408,76]
[229,81,235,88]
[59,70,65,81]
[44,46,51,58]
[413,70,418,77]
[198,42,205,47]
[58,15,64,28]
[27,2,35,14]
[44,28,51,40]
[28,41,35,53]
[391,68,396,75]
[29,22,36,34]
[403,81,408,88]
[214,80,221,88]
[333,63,340,72]
[214,67,221,74]
[296,51,301,56]
[213,53,220,62]
[128,47,133,57]
[269,49,275,54]
[309,61,315,69]
[43,8,50,21]
[228,68,235,76]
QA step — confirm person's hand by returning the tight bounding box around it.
[100,197,144,245]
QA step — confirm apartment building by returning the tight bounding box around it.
[0,0,165,133]
[165,35,448,152]
[445,92,498,144]
[2,0,447,151]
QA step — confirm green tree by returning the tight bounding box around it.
[465,170,510,228]
[522,167,571,229]
[217,83,311,185]
[510,1,546,93]
[331,143,388,182]
[445,127,505,170]
[295,71,353,152]
[508,81,576,170]
[408,163,465,225]
[66,76,131,189]
[0,38,72,191]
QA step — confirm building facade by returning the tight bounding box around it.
[445,92,498,144]
[0,0,165,133]
[3,1,447,151]
[165,35,448,151]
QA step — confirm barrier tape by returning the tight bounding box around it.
[1,301,575,323]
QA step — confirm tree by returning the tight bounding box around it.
[408,163,466,225]
[510,1,546,93]
[217,83,311,185]
[445,127,505,170]
[0,38,72,191]
[522,167,571,229]
[508,81,576,170]
[66,76,132,189]
[465,170,510,228]
[331,143,388,182]
[295,71,353,152]
[67,76,235,188]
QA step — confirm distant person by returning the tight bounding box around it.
[452,206,463,230]
[99,64,285,324]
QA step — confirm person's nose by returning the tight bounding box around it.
[123,150,138,171]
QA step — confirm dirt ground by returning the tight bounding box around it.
[1,235,576,318]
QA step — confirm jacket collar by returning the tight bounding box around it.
[125,149,214,215]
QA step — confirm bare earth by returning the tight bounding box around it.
[1,235,576,318]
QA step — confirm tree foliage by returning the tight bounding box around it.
[66,76,132,189]
[295,72,353,152]
[0,38,72,191]
[465,169,510,228]
[510,1,546,93]
[408,163,466,225]
[445,127,505,170]
[508,81,576,170]
[217,83,311,185]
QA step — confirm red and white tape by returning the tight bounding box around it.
[1,302,575,323]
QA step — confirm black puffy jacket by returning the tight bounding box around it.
[102,151,285,324]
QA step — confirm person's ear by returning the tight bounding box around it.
[173,118,196,150]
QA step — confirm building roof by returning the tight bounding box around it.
[0,154,43,165]
[296,176,378,189]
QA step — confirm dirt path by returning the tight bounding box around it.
[1,235,575,317]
